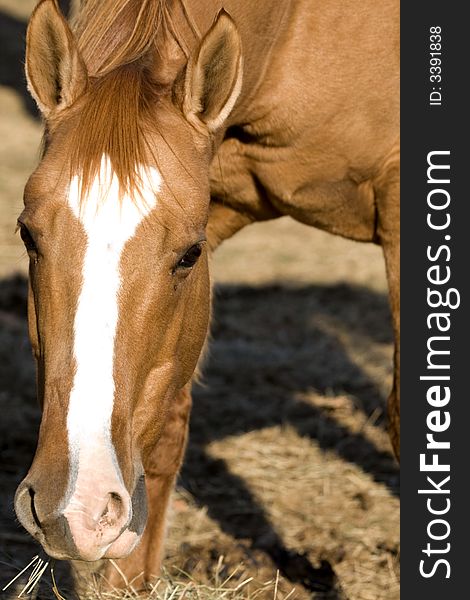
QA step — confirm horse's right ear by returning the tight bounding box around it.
[26,0,87,118]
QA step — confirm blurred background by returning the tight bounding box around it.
[0,1,399,599]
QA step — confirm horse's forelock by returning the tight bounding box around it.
[73,0,168,77]
[66,0,198,208]
[66,65,163,207]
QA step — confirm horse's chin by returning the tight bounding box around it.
[103,529,141,560]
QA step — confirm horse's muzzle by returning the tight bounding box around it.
[14,474,147,561]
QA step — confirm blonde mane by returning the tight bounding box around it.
[65,0,186,202]
[74,0,167,76]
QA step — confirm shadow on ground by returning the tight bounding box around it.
[0,274,398,598]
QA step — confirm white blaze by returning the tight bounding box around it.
[66,156,160,498]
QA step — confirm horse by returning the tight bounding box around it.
[15,0,399,590]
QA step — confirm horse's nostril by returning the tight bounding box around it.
[28,487,42,529]
[99,492,124,528]
[15,483,43,536]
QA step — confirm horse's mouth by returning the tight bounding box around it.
[35,527,141,562]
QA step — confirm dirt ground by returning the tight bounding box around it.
[0,2,399,599]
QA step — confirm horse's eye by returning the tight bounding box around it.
[18,223,38,256]
[176,244,203,270]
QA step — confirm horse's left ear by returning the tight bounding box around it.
[183,9,242,133]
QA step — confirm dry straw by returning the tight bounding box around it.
[2,555,289,600]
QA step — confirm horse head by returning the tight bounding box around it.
[15,0,242,562]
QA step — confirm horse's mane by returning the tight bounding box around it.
[66,0,193,202]
[74,0,169,77]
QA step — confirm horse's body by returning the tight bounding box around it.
[16,0,399,589]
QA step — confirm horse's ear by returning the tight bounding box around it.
[26,0,87,118]
[183,9,242,132]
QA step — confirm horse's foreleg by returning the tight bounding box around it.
[103,384,192,589]
[375,146,400,460]
[383,239,400,461]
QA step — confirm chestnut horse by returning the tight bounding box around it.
[15,0,399,589]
